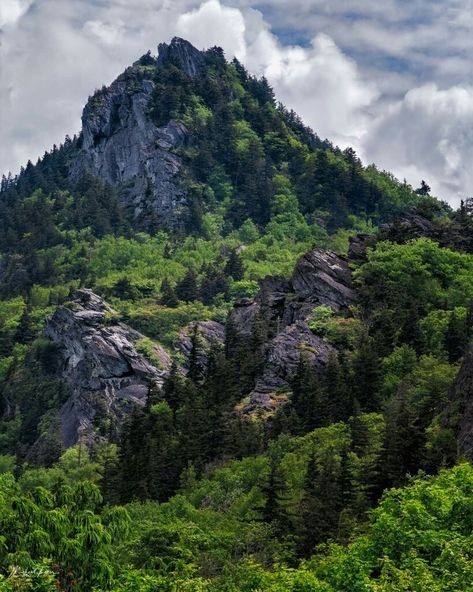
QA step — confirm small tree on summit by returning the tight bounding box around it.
[415,180,431,196]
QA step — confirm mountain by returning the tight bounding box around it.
[0,36,473,592]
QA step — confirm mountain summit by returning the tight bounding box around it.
[2,36,423,241]
[157,37,205,77]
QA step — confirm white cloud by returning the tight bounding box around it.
[363,84,473,200]
[176,0,247,59]
[249,32,378,145]
[83,20,127,46]
[0,0,33,27]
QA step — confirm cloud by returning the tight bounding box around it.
[83,20,127,46]
[176,0,247,58]
[0,0,33,27]
[0,0,471,204]
[363,84,473,200]
[249,32,378,145]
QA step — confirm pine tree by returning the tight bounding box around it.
[297,450,342,557]
[350,336,381,412]
[118,407,149,502]
[224,249,245,280]
[160,278,178,307]
[260,455,289,527]
[162,360,185,413]
[415,180,431,196]
[382,389,423,488]
[325,353,351,422]
[175,269,199,302]
[292,355,327,431]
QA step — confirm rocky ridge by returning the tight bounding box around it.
[42,247,356,446]
[446,346,473,461]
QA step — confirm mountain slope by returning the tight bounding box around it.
[1,34,473,592]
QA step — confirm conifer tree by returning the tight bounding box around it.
[297,450,342,557]
[160,278,178,307]
[162,360,185,414]
[292,355,327,431]
[175,269,199,302]
[260,455,290,529]
[382,389,423,488]
[224,249,245,280]
[350,336,382,411]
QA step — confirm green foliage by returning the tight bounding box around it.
[1,39,473,592]
[308,305,335,335]
[0,474,130,591]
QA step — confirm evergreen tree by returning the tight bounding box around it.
[160,278,178,307]
[382,389,423,488]
[325,353,351,422]
[350,336,382,412]
[175,269,199,302]
[292,355,327,431]
[444,310,468,362]
[415,180,431,196]
[224,249,245,280]
[260,455,289,528]
[162,360,185,414]
[297,450,342,557]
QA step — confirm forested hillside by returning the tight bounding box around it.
[1,37,473,591]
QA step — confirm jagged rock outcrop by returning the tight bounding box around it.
[229,249,355,412]
[44,289,171,447]
[157,37,204,77]
[291,249,356,310]
[70,38,205,227]
[447,347,473,460]
[176,320,225,374]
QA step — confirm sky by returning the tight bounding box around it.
[0,0,472,204]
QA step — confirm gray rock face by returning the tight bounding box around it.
[157,37,205,77]
[245,322,335,412]
[44,289,170,447]
[70,40,201,227]
[447,347,473,460]
[228,249,354,412]
[292,249,356,310]
[177,320,225,375]
[71,74,187,226]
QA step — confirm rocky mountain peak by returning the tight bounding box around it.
[157,37,205,77]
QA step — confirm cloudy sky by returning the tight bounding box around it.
[0,0,472,204]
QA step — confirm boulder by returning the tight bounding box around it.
[244,321,335,412]
[227,248,353,414]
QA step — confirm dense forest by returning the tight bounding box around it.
[1,38,473,591]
